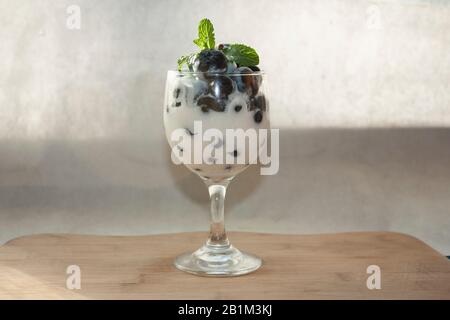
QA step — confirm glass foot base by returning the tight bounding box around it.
[174,243,262,277]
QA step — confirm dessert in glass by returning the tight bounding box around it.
[163,19,269,276]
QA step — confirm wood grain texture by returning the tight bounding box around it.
[0,232,449,299]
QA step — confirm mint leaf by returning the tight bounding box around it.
[223,44,259,66]
[193,39,204,49]
[193,18,215,49]
[199,19,215,49]
[177,55,189,71]
[177,53,197,71]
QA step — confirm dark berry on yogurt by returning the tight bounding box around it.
[234,105,242,112]
[256,95,267,111]
[209,76,234,99]
[197,95,225,112]
[254,110,263,123]
[193,49,227,73]
[235,67,259,96]
[249,95,267,112]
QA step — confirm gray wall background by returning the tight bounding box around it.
[1,0,449,254]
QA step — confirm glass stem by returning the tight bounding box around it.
[206,181,230,248]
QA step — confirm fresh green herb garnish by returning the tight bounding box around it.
[222,44,259,67]
[177,55,190,71]
[177,18,260,71]
[177,53,197,71]
[193,18,215,50]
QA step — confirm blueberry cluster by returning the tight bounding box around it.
[172,48,266,124]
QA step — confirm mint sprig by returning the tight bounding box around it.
[177,53,197,71]
[193,18,215,50]
[222,44,259,67]
[177,19,260,71]
[177,55,190,71]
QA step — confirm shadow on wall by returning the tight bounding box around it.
[0,128,449,253]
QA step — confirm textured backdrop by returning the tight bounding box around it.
[1,0,449,254]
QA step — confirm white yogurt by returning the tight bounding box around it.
[164,73,269,181]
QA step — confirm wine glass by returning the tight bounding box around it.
[163,70,269,276]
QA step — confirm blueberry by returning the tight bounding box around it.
[254,111,263,123]
[235,67,259,96]
[249,97,257,111]
[234,67,251,91]
[227,61,237,73]
[193,49,227,73]
[234,105,242,112]
[249,95,266,112]
[197,95,225,112]
[209,76,234,98]
[257,95,267,111]
[175,102,181,107]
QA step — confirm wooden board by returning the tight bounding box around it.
[0,232,449,299]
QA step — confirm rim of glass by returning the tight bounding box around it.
[168,70,265,76]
